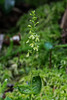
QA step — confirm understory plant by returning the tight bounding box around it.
[26,10,41,99]
[0,79,7,100]
[8,11,42,100]
[26,10,39,56]
[0,79,11,100]
[1,1,67,99]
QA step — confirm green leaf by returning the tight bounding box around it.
[4,97,12,100]
[17,76,42,95]
[18,85,31,94]
[32,76,42,94]
[2,79,8,93]
[0,83,2,93]
[55,44,67,48]
[44,42,53,51]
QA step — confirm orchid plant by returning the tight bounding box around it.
[26,10,39,57]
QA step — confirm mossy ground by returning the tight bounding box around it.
[0,0,67,100]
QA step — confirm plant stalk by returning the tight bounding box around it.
[49,50,52,68]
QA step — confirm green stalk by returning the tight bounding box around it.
[30,66,32,100]
[49,50,52,68]
[26,11,39,100]
[55,44,67,48]
[30,52,34,100]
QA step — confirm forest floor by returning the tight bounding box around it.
[0,1,67,99]
[0,2,35,33]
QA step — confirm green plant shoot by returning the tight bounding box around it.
[26,10,39,57]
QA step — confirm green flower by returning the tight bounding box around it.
[26,10,39,57]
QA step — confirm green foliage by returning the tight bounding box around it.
[0,80,7,93]
[0,0,67,99]
[0,0,66,61]
[44,42,53,51]
[26,10,39,57]
[0,0,66,62]
[5,97,12,100]
[0,79,8,99]
[16,0,66,69]
[60,57,67,69]
[6,68,67,100]
[0,63,12,82]
[17,0,66,43]
[17,76,42,95]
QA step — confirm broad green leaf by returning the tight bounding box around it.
[17,85,32,94]
[32,76,42,94]
[17,76,42,95]
[4,97,12,100]
[44,42,53,51]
